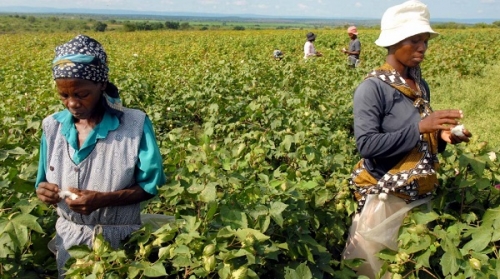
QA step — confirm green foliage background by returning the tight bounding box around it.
[1,28,500,278]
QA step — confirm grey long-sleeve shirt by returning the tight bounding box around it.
[353,77,445,180]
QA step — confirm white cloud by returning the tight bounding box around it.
[234,0,246,6]
[298,3,308,10]
[199,0,218,5]
[355,2,362,7]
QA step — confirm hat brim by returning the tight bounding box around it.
[375,25,438,47]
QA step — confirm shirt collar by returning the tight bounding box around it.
[53,109,120,150]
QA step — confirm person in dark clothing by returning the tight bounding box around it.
[342,26,361,68]
[342,1,472,278]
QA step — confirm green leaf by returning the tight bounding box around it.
[0,213,44,249]
[260,215,271,233]
[200,183,216,203]
[187,181,204,194]
[0,225,15,257]
[12,212,44,233]
[441,251,460,275]
[143,261,168,277]
[412,211,440,225]
[158,246,170,260]
[483,207,500,227]
[283,135,294,151]
[297,242,315,263]
[469,157,486,176]
[415,248,432,269]
[181,215,201,232]
[67,244,92,259]
[235,228,270,242]
[459,153,485,175]
[403,234,432,254]
[332,267,359,279]
[284,262,312,279]
[463,226,492,252]
[152,225,177,246]
[204,126,214,137]
[7,147,27,155]
[205,201,218,221]
[221,206,248,229]
[296,180,317,190]
[314,188,331,207]
[172,253,192,267]
[128,262,146,278]
[14,199,39,215]
[269,201,288,227]
[475,178,492,190]
[217,226,235,238]
[218,265,231,279]
[257,173,269,184]
[174,244,190,255]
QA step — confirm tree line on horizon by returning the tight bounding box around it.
[0,13,499,33]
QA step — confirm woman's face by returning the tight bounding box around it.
[391,33,430,68]
[55,78,105,120]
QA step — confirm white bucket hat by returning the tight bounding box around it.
[375,0,438,47]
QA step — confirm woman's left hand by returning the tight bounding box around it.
[65,188,101,215]
[441,129,472,144]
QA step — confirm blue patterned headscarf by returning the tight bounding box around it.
[52,34,109,82]
[52,35,123,116]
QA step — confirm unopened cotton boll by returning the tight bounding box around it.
[451,124,465,137]
[59,190,79,200]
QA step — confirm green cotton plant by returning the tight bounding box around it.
[64,233,169,279]
[2,29,500,278]
[375,140,500,279]
[0,198,55,278]
[66,178,352,278]
[0,146,57,277]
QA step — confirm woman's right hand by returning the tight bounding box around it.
[419,109,463,134]
[36,182,61,205]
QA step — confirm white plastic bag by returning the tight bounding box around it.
[342,194,431,278]
[141,214,176,231]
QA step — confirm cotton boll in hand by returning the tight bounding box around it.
[378,192,388,201]
[451,124,465,137]
[59,190,79,200]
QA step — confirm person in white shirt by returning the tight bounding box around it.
[304,32,322,59]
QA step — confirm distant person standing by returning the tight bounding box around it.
[342,26,361,67]
[304,32,322,59]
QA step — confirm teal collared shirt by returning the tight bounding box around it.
[35,109,166,195]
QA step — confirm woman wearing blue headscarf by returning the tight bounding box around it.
[35,34,166,278]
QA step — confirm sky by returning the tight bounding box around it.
[0,0,499,20]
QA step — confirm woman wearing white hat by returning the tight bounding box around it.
[342,1,472,278]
